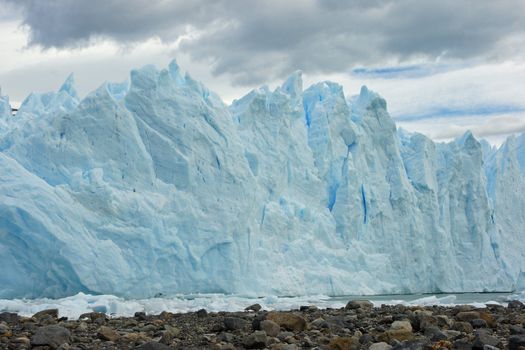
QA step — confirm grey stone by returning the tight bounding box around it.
[31,325,71,349]
[508,300,524,309]
[443,330,462,340]
[218,332,234,342]
[391,340,425,350]
[470,319,487,329]
[510,325,525,335]
[453,338,473,350]
[136,341,172,350]
[509,335,525,350]
[472,329,501,349]
[0,312,18,325]
[245,303,262,312]
[244,330,267,349]
[33,309,59,320]
[369,342,393,350]
[456,311,481,322]
[424,326,447,341]
[97,326,120,341]
[311,317,329,329]
[196,308,208,318]
[223,316,248,331]
[345,300,373,310]
[260,319,280,337]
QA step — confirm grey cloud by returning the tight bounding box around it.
[4,0,525,85]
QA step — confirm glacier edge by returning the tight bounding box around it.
[0,60,524,299]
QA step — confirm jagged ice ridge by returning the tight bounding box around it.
[1,60,524,299]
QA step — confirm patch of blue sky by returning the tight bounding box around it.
[394,105,525,122]
[351,63,455,79]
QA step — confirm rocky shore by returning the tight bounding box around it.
[1,300,525,350]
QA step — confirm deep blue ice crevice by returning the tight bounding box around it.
[361,184,368,224]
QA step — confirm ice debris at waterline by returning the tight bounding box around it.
[0,293,520,320]
[1,60,525,299]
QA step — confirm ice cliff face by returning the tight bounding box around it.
[0,61,524,299]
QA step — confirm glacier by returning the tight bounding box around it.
[0,60,524,299]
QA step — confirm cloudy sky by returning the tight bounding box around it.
[1,0,524,144]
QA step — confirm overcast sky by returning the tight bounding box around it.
[1,0,524,144]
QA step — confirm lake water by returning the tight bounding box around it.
[1,291,523,319]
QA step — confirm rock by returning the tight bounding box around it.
[159,330,173,345]
[75,322,88,333]
[419,315,437,331]
[391,321,412,332]
[510,325,525,335]
[390,340,426,350]
[31,325,71,349]
[345,300,373,310]
[196,308,208,318]
[252,313,266,331]
[134,311,147,320]
[299,305,318,312]
[443,330,462,340]
[244,330,267,349]
[311,317,330,329]
[424,326,447,341]
[477,312,495,328]
[472,329,501,349]
[158,311,174,320]
[121,332,148,342]
[456,311,481,323]
[33,309,59,320]
[271,345,299,350]
[470,319,487,328]
[453,338,473,350]
[223,316,248,331]
[378,322,416,343]
[509,335,525,350]
[508,300,525,309]
[0,312,19,325]
[260,320,280,337]
[482,345,499,350]
[369,342,392,350]
[218,332,234,342]
[10,336,31,347]
[266,312,307,332]
[164,324,181,337]
[0,322,11,337]
[453,322,474,333]
[378,330,414,342]
[456,305,475,313]
[78,312,107,322]
[136,341,172,350]
[245,304,262,312]
[277,331,294,341]
[328,336,355,350]
[97,326,120,341]
[435,315,453,328]
[140,324,157,333]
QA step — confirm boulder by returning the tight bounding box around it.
[31,325,71,349]
[266,312,307,332]
[345,300,373,310]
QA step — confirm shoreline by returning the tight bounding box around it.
[1,299,525,349]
